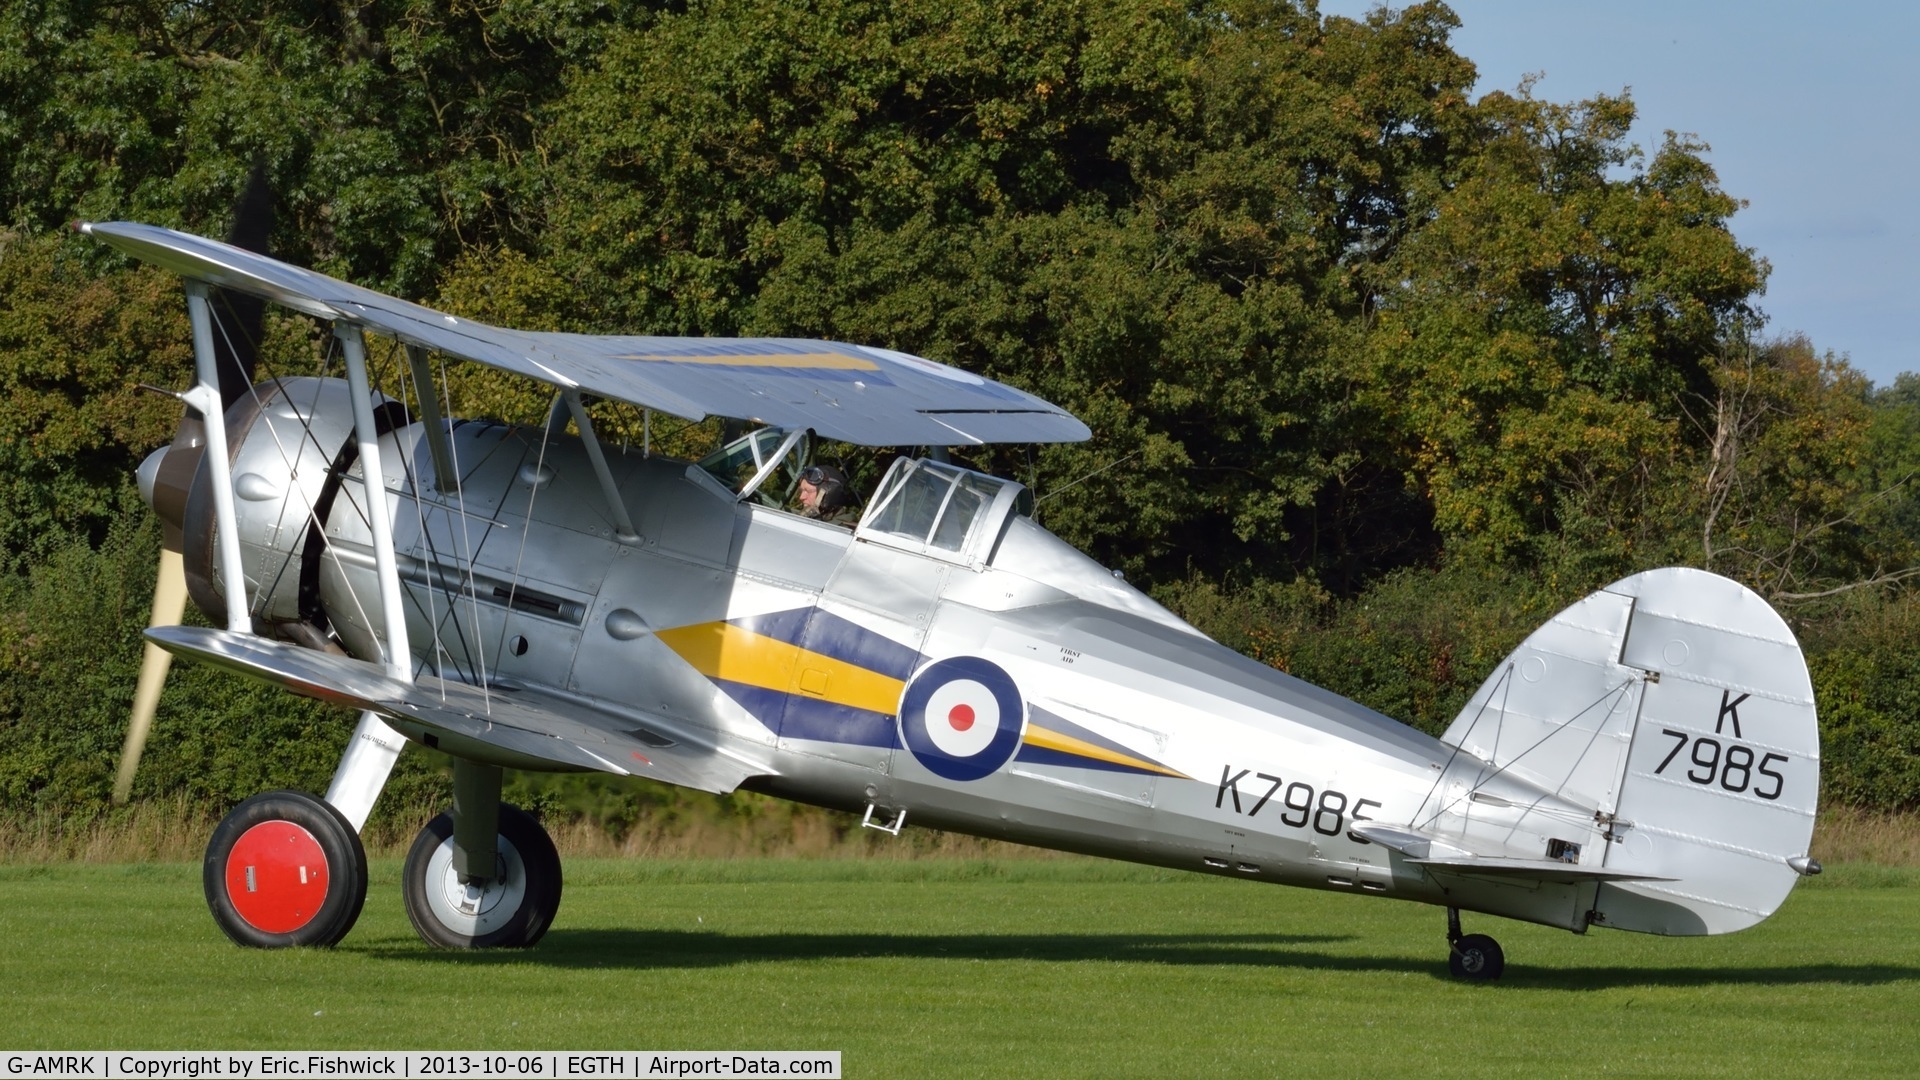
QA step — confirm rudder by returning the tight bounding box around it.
[1597,568,1819,934]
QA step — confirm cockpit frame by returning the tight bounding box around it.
[855,457,1030,570]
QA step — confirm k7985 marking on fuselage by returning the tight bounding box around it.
[1214,763,1386,845]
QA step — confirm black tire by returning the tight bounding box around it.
[204,790,367,948]
[1448,933,1506,981]
[403,803,561,948]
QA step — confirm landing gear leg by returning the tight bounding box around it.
[402,759,562,948]
[1445,907,1505,981]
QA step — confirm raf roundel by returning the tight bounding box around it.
[899,657,1025,781]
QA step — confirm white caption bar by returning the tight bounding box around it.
[1,1053,841,1079]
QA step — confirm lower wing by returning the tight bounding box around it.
[146,626,771,795]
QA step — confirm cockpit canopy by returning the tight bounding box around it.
[857,457,1030,568]
[694,426,1031,568]
[697,426,811,505]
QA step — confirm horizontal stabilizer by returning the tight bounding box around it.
[1408,856,1674,885]
[1349,823,1672,884]
[1347,822,1448,857]
[146,626,769,795]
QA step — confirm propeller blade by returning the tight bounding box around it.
[113,548,189,803]
[212,163,273,409]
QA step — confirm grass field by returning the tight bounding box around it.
[2,859,1917,1076]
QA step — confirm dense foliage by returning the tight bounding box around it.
[3,0,1917,823]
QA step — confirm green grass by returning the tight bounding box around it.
[2,858,1917,1076]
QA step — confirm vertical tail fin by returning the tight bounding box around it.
[1436,568,1819,935]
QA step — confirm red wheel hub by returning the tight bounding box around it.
[224,820,329,933]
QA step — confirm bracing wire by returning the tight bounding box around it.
[1415,673,1636,833]
[437,352,491,712]
[1033,450,1140,506]
[494,392,560,670]
[208,312,382,646]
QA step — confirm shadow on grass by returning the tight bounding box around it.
[360,928,1920,988]
[1493,962,1920,991]
[361,929,1358,971]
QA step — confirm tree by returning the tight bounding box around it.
[530,0,1480,584]
[0,232,188,571]
[1361,89,1764,580]
[0,0,622,293]
[1691,335,1908,601]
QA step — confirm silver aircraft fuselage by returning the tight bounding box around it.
[201,378,1604,933]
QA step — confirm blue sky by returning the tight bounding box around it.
[1317,1,1920,387]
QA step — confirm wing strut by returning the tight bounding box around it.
[562,390,640,543]
[323,323,416,829]
[334,325,414,678]
[405,345,458,495]
[182,282,250,634]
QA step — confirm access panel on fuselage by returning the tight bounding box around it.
[395,423,615,689]
[773,541,948,772]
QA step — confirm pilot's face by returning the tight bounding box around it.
[798,479,823,510]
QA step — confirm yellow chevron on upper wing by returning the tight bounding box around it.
[613,351,878,370]
[656,620,905,716]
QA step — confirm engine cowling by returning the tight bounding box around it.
[140,377,402,649]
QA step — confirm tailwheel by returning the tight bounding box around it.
[204,791,368,948]
[403,804,562,948]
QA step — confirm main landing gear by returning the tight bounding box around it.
[204,760,561,950]
[204,791,368,948]
[1445,907,1505,981]
[404,802,561,948]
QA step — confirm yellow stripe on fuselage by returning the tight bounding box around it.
[656,620,905,716]
[1022,725,1189,779]
[614,351,879,370]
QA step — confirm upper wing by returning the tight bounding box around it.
[146,625,771,796]
[80,220,1090,446]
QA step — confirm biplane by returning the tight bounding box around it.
[83,216,1821,979]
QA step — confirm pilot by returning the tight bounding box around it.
[796,465,859,526]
